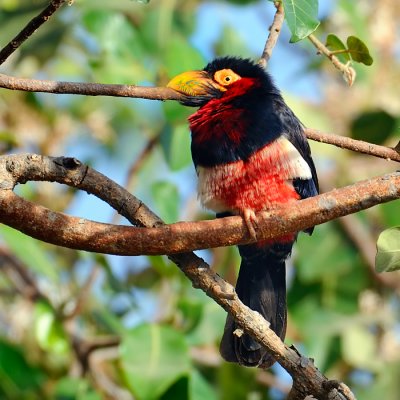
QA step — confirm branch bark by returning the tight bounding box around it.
[259,2,285,68]
[0,73,184,100]
[1,73,398,164]
[0,152,360,399]
[0,154,399,256]
[305,128,400,162]
[307,33,356,86]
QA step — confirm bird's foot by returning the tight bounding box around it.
[243,209,258,241]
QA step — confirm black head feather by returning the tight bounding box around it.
[203,56,280,95]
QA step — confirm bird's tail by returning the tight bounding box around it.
[219,241,293,368]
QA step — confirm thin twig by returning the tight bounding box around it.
[259,2,285,68]
[308,33,356,86]
[0,73,184,100]
[0,0,68,65]
[89,347,134,400]
[0,72,399,163]
[0,246,46,301]
[68,330,121,374]
[305,128,400,163]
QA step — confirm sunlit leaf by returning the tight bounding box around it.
[120,324,190,399]
[375,227,400,272]
[346,35,373,65]
[54,377,101,400]
[34,301,69,355]
[342,325,380,370]
[282,0,320,42]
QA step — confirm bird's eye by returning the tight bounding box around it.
[214,69,241,86]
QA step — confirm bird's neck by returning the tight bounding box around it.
[189,88,282,167]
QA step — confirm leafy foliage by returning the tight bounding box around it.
[120,324,191,399]
[326,33,374,65]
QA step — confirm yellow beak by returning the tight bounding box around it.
[167,70,225,97]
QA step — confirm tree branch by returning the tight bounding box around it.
[307,33,356,86]
[1,72,399,164]
[0,152,370,398]
[0,154,399,256]
[259,1,285,68]
[0,73,185,100]
[0,0,68,65]
[305,128,400,162]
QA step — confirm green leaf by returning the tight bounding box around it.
[0,225,58,282]
[160,124,192,171]
[151,181,180,223]
[325,33,350,62]
[0,339,44,392]
[350,110,396,144]
[81,10,149,83]
[54,377,101,400]
[34,301,69,355]
[375,227,400,272]
[163,34,205,76]
[120,324,191,400]
[186,301,226,346]
[282,0,320,42]
[346,35,373,65]
[189,370,217,400]
[341,325,380,370]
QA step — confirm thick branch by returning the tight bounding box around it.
[0,0,68,65]
[0,153,359,399]
[0,153,399,256]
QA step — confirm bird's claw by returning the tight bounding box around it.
[243,209,258,241]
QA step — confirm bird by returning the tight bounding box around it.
[167,57,319,368]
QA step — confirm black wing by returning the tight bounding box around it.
[275,97,319,235]
[274,98,319,198]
